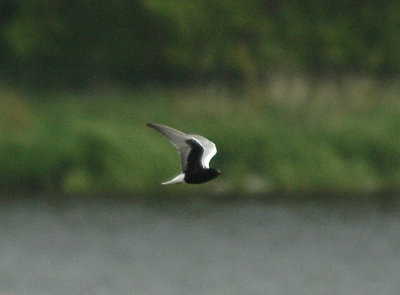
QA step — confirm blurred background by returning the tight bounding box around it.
[1,1,400,294]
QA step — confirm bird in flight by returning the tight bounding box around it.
[147,123,221,184]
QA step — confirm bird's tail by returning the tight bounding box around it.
[162,173,185,185]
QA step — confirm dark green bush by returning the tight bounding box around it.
[1,0,400,88]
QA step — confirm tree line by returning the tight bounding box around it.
[1,0,399,88]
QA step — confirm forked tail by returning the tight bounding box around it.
[162,173,185,185]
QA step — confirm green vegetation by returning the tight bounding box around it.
[1,79,400,196]
[1,1,400,88]
[0,2,399,199]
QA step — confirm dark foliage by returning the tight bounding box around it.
[1,0,400,88]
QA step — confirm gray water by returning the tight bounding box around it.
[1,197,400,295]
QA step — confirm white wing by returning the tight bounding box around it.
[190,135,217,168]
[147,123,192,170]
[147,123,218,170]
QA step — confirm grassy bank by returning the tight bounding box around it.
[1,79,400,197]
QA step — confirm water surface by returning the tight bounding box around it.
[1,197,399,295]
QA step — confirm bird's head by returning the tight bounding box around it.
[210,168,222,179]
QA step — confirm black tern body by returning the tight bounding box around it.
[147,123,221,184]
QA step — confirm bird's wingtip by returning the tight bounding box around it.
[146,122,156,129]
